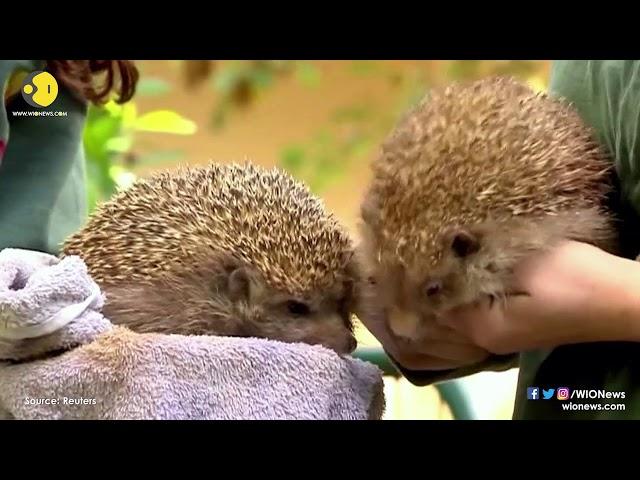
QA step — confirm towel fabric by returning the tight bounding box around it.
[0,249,384,420]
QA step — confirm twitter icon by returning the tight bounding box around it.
[542,388,555,400]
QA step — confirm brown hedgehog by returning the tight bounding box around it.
[62,163,358,354]
[357,76,616,342]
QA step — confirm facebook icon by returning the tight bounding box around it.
[527,387,539,400]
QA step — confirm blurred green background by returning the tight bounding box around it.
[84,60,552,419]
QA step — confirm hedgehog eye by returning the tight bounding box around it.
[424,280,442,298]
[286,300,311,316]
[450,230,480,258]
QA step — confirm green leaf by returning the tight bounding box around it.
[86,177,102,213]
[493,60,539,77]
[134,110,197,135]
[85,152,117,201]
[295,62,320,87]
[213,63,242,93]
[447,60,481,80]
[211,104,228,130]
[135,149,186,166]
[105,136,133,153]
[310,164,344,194]
[350,61,383,76]
[280,146,306,174]
[103,100,124,117]
[332,104,375,123]
[343,134,372,159]
[83,114,123,163]
[250,67,274,89]
[137,77,171,96]
[121,103,138,130]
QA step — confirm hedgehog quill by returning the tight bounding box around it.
[358,76,617,343]
[62,163,358,354]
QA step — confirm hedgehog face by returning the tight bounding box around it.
[359,203,616,341]
[228,262,357,354]
[358,222,485,338]
[358,219,526,339]
[98,252,357,354]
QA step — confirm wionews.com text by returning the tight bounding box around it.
[12,111,68,117]
[561,402,625,411]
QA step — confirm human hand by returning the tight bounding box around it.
[439,241,640,355]
[356,297,492,371]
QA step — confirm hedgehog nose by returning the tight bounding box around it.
[388,307,421,339]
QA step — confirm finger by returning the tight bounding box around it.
[439,296,495,331]
[437,297,510,352]
[440,294,541,354]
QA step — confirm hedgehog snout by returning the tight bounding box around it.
[329,331,357,354]
[387,306,421,339]
[324,313,358,354]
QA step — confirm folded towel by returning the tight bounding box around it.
[0,249,384,420]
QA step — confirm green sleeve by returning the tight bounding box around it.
[0,60,88,255]
[513,61,640,419]
[548,60,640,215]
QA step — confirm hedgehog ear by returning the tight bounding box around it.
[228,267,259,304]
[447,228,481,258]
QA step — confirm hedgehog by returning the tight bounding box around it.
[356,76,617,342]
[62,163,358,355]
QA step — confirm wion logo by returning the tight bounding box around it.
[22,71,58,108]
[11,70,67,117]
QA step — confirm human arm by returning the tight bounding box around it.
[0,60,138,254]
[0,60,88,254]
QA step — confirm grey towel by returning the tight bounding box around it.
[0,249,384,420]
